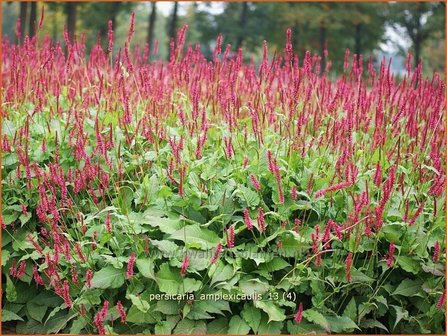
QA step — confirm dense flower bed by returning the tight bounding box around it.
[1,19,445,334]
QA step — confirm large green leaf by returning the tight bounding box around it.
[396,256,421,275]
[173,319,207,334]
[228,315,251,335]
[254,301,286,322]
[136,258,156,280]
[241,303,262,333]
[156,263,201,294]
[129,294,150,313]
[392,279,424,297]
[325,315,359,332]
[90,266,125,289]
[258,316,283,334]
[391,305,409,330]
[210,263,234,286]
[126,305,157,324]
[343,297,357,322]
[138,211,182,234]
[303,309,330,332]
[287,320,326,334]
[2,309,24,322]
[170,225,220,250]
[207,318,229,334]
[236,185,260,207]
[239,278,270,297]
[26,302,47,323]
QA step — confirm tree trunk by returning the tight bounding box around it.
[168,2,179,40]
[65,2,77,41]
[236,2,249,49]
[319,24,326,75]
[19,2,28,43]
[414,33,421,68]
[110,2,121,30]
[28,2,37,37]
[148,2,157,49]
[354,23,362,56]
[413,7,422,68]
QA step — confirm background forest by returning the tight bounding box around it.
[2,1,445,76]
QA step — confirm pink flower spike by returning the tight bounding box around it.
[433,241,440,262]
[291,185,297,201]
[249,174,261,191]
[181,256,190,277]
[386,242,395,268]
[243,208,253,230]
[210,243,223,264]
[226,225,235,248]
[294,303,303,323]
[436,291,445,309]
[127,252,135,278]
[116,300,127,323]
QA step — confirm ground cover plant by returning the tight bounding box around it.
[1,15,446,334]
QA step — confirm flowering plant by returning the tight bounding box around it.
[1,17,445,334]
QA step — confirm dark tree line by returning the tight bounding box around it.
[8,1,445,73]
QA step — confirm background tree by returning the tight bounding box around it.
[65,2,77,41]
[28,2,37,37]
[147,2,157,49]
[18,2,27,43]
[168,1,179,43]
[388,2,444,67]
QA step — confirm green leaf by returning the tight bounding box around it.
[126,305,157,324]
[1,250,11,267]
[360,319,389,332]
[155,321,174,334]
[236,185,260,207]
[136,258,156,280]
[16,319,46,334]
[154,300,181,315]
[343,297,357,322]
[174,319,207,334]
[45,311,74,334]
[228,315,251,335]
[139,211,182,234]
[239,278,270,297]
[151,240,179,256]
[69,318,87,334]
[2,309,24,322]
[263,257,291,272]
[396,256,420,274]
[325,315,359,332]
[303,309,330,332]
[287,320,326,334]
[156,263,201,294]
[392,279,424,297]
[90,266,125,289]
[254,301,286,322]
[26,302,47,323]
[241,303,262,333]
[258,311,283,334]
[170,224,220,250]
[381,223,403,243]
[421,262,445,276]
[128,294,150,313]
[207,318,228,334]
[192,300,231,317]
[391,305,409,330]
[2,120,15,137]
[210,262,234,286]
[6,276,17,302]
